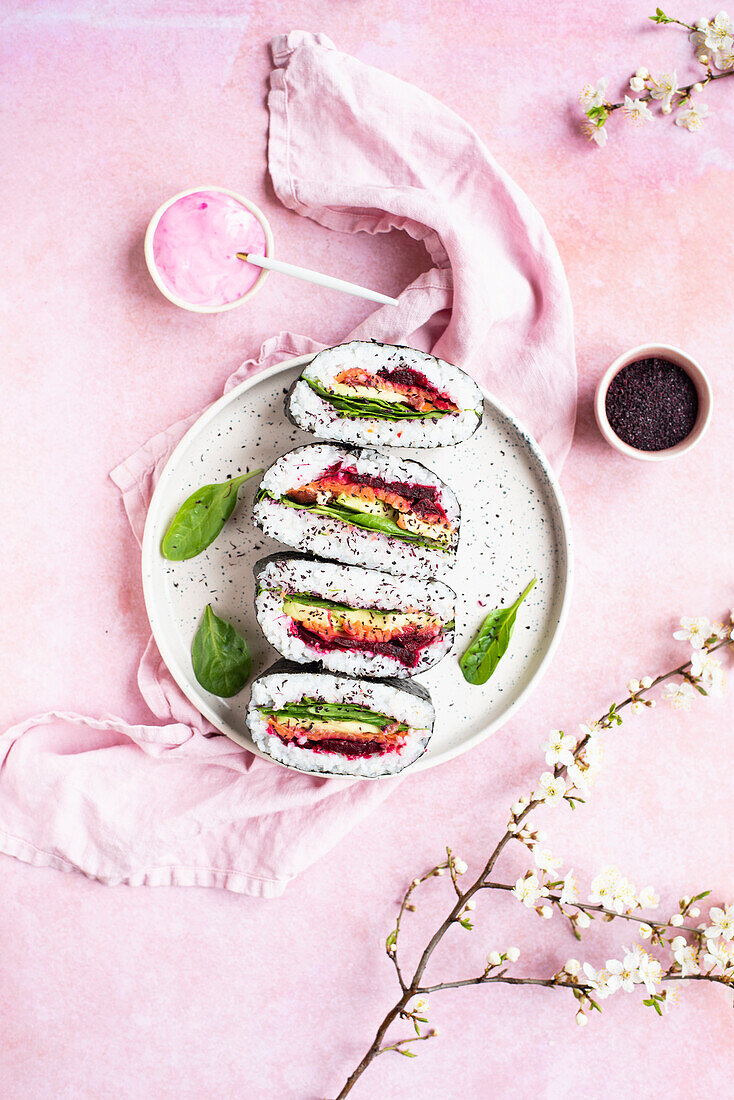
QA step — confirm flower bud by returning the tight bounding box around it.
[629,77,645,92]
[565,958,580,976]
[488,950,502,966]
[662,104,672,114]
[693,82,704,92]
[690,907,701,918]
[507,947,521,962]
[696,18,708,30]
[635,67,649,78]
[576,1010,588,1026]
[670,914,684,926]
[576,912,591,929]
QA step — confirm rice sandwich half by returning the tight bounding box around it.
[286,340,483,447]
[255,553,456,678]
[247,661,435,777]
[252,443,460,578]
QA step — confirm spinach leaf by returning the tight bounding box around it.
[306,378,447,421]
[161,469,262,561]
[270,493,451,552]
[459,579,536,686]
[191,605,251,697]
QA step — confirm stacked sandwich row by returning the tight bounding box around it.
[245,341,483,778]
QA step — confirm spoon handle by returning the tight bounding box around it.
[237,253,399,307]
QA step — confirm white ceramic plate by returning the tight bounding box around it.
[142,355,573,774]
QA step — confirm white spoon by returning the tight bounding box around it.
[236,252,399,307]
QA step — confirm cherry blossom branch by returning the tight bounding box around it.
[482,881,704,936]
[580,9,734,144]
[333,618,733,1098]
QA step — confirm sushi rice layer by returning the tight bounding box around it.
[288,341,483,448]
[247,666,435,778]
[255,554,456,678]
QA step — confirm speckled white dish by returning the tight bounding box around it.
[141,355,573,775]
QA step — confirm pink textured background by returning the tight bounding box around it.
[2,2,733,1097]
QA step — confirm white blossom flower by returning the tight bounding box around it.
[560,870,581,906]
[582,962,621,999]
[630,701,646,715]
[606,957,637,992]
[487,950,502,966]
[580,78,609,109]
[676,101,711,131]
[625,943,649,970]
[704,11,734,53]
[506,946,521,962]
[650,70,679,109]
[623,95,654,124]
[674,616,711,648]
[638,885,660,910]
[611,876,638,915]
[689,27,711,62]
[704,904,734,940]
[703,939,734,971]
[639,922,653,939]
[637,952,664,993]
[589,866,621,907]
[535,772,567,806]
[579,719,602,738]
[690,651,726,696]
[673,941,700,976]
[629,75,646,92]
[662,681,695,710]
[715,44,734,68]
[453,857,468,875]
[534,846,563,874]
[565,958,581,977]
[582,119,609,146]
[513,873,544,908]
[542,729,577,768]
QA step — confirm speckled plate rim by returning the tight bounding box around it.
[141,354,574,776]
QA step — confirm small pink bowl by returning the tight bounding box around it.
[594,343,713,462]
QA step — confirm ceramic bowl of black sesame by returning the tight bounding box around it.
[594,343,712,462]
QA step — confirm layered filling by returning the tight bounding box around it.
[258,697,410,758]
[306,366,460,420]
[266,590,453,668]
[264,462,454,550]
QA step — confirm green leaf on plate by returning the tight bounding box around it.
[459,579,536,686]
[191,605,252,697]
[161,469,262,561]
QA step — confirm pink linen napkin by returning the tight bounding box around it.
[0,33,576,897]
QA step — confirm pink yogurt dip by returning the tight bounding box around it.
[152,190,268,307]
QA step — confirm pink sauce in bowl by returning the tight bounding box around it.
[145,188,272,312]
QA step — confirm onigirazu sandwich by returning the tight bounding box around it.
[251,443,460,579]
[286,341,483,448]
